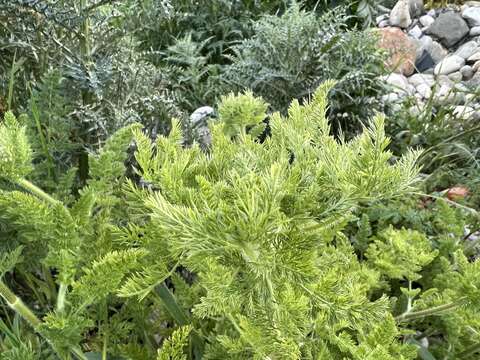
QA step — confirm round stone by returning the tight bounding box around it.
[460,65,474,80]
[409,73,435,87]
[390,0,412,29]
[467,51,480,62]
[434,55,465,76]
[462,6,480,27]
[448,71,463,82]
[454,41,479,60]
[416,83,432,99]
[419,15,435,27]
[470,26,480,36]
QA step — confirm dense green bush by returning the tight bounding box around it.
[1,85,479,359]
[140,1,386,123]
[224,4,386,133]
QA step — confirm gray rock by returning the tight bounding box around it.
[381,93,400,103]
[408,25,423,39]
[453,106,480,120]
[416,83,432,98]
[435,84,464,105]
[455,41,479,59]
[435,84,452,98]
[461,65,474,80]
[426,12,469,47]
[434,55,465,75]
[448,71,463,82]
[376,14,390,24]
[383,73,410,90]
[466,72,480,87]
[429,41,449,64]
[462,6,480,27]
[419,15,435,27]
[454,82,468,92]
[468,51,480,62]
[409,104,423,116]
[436,76,454,90]
[473,60,480,72]
[470,26,480,36]
[391,103,403,113]
[427,9,436,17]
[189,106,214,152]
[415,35,433,59]
[390,0,412,28]
[415,36,448,64]
[409,73,435,87]
[409,0,424,17]
[379,20,390,28]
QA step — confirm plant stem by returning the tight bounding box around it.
[395,297,468,322]
[0,280,88,360]
[16,178,60,206]
[102,299,108,360]
[30,94,57,182]
[0,280,41,328]
[7,51,17,110]
[78,0,92,186]
[406,280,413,313]
[56,283,67,313]
[155,283,190,326]
[458,342,480,359]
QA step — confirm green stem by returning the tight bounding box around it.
[16,178,60,206]
[102,300,108,360]
[458,342,480,359]
[395,297,468,322]
[78,0,92,186]
[0,280,88,360]
[155,283,190,326]
[406,280,413,313]
[7,51,17,110]
[30,94,57,182]
[154,282,205,358]
[0,280,41,328]
[56,283,67,313]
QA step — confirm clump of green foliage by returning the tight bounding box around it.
[347,193,480,358]
[1,84,479,359]
[0,0,179,190]
[385,88,480,205]
[224,4,386,133]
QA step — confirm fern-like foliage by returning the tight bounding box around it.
[1,86,479,359]
[0,111,33,181]
[123,82,420,358]
[156,325,191,360]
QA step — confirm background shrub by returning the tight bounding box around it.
[223,4,386,134]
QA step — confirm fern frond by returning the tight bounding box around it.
[0,111,33,181]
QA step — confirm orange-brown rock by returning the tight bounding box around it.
[377,27,418,76]
[446,186,469,201]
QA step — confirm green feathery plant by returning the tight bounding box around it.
[119,81,423,358]
[1,82,480,358]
